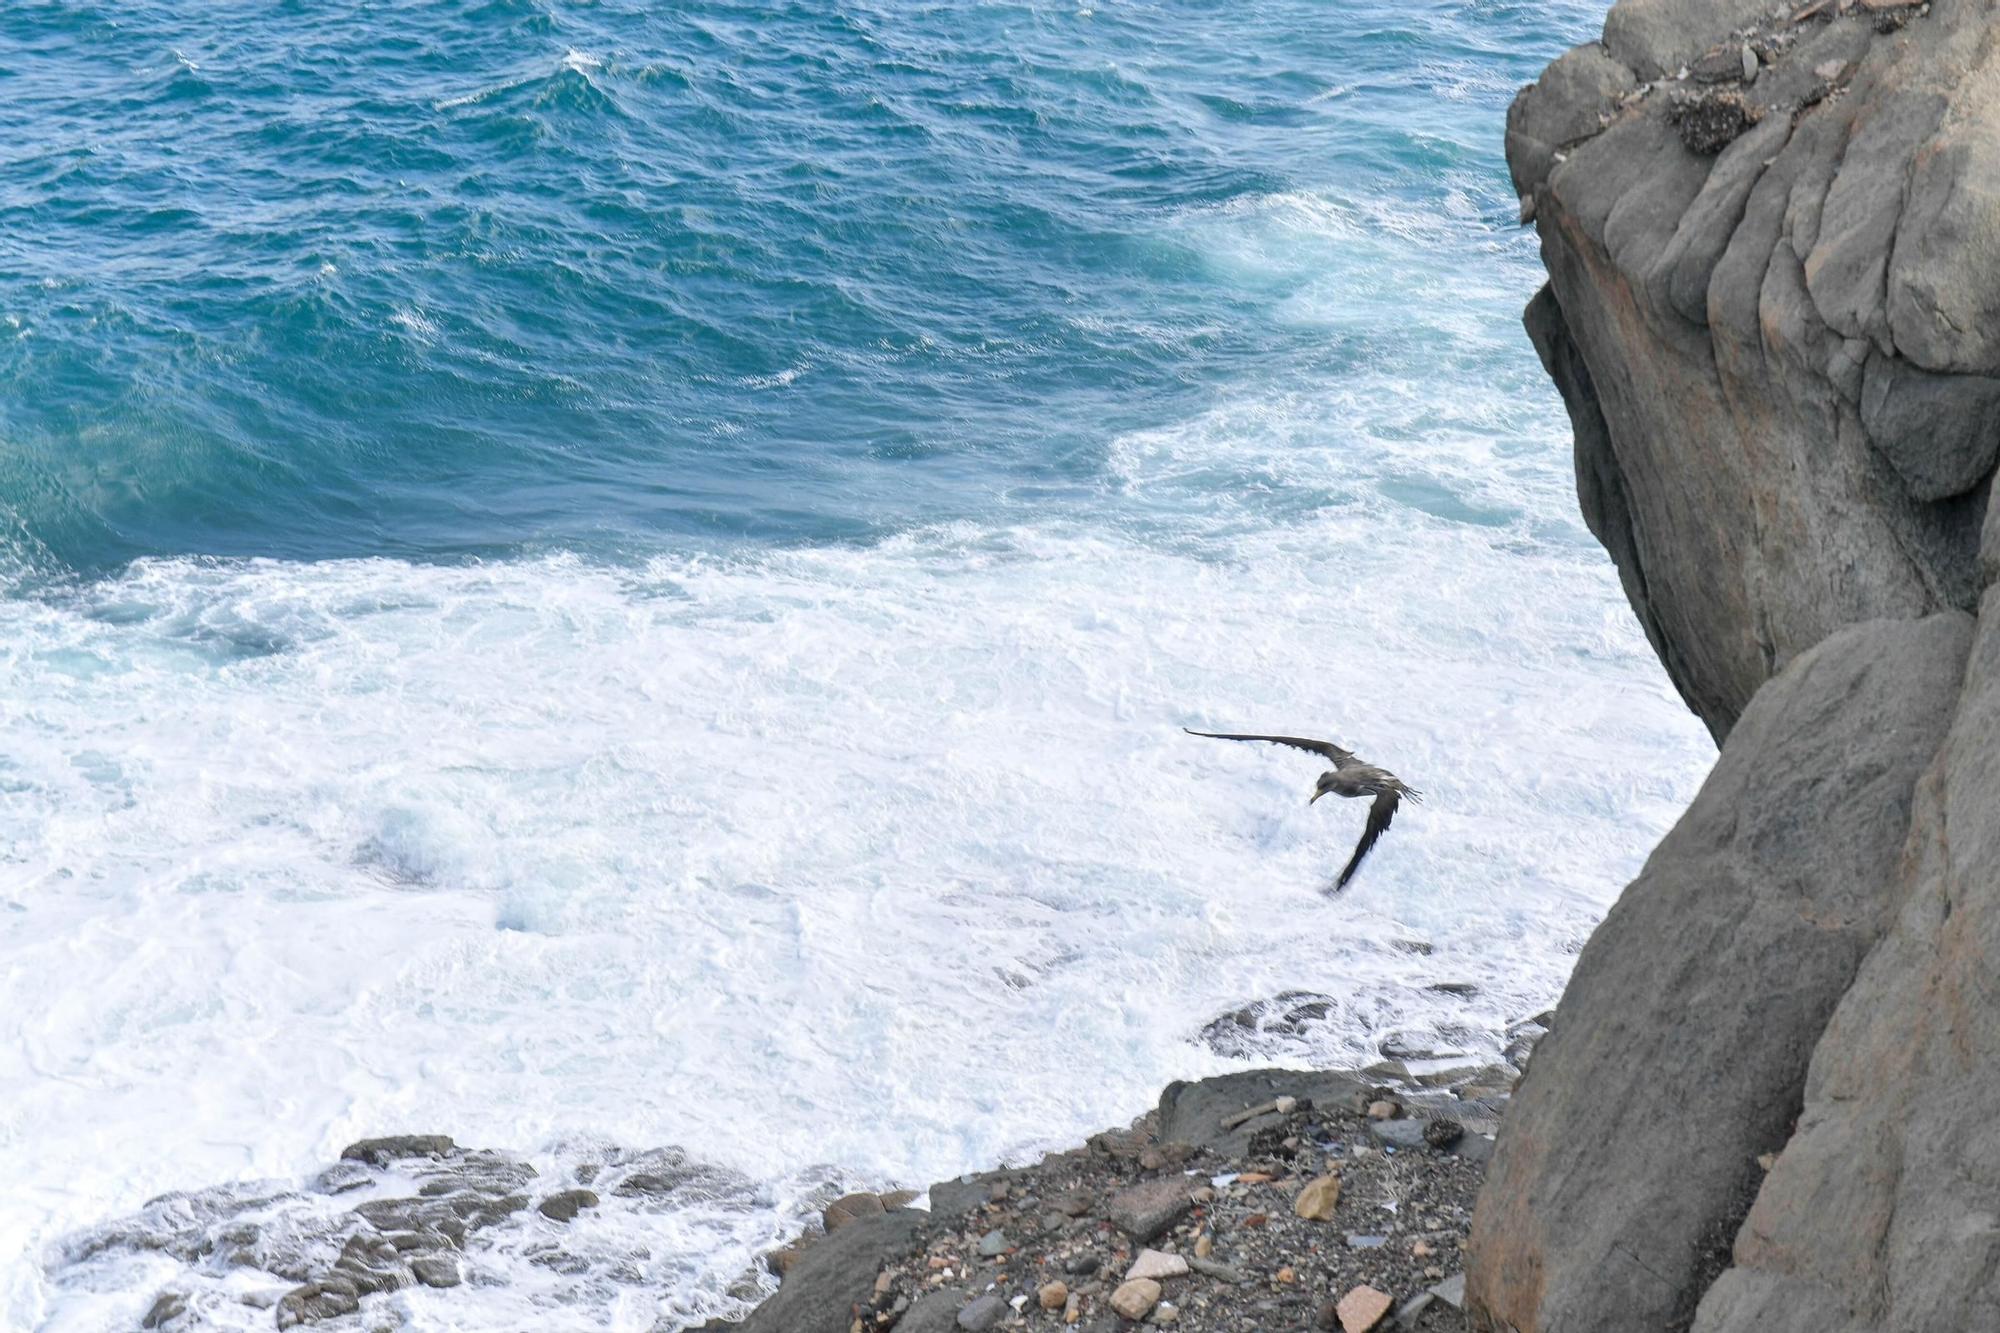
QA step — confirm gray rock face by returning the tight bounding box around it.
[1469,615,1971,1332]
[1508,1,1994,744]
[1690,598,2000,1332]
[1484,2,2000,1329]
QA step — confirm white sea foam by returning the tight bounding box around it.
[2,443,1711,1323]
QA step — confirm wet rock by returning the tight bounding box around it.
[339,1136,455,1167]
[141,1292,187,1328]
[536,1188,599,1222]
[409,1254,461,1288]
[976,1228,1009,1257]
[824,1191,886,1233]
[275,1282,360,1327]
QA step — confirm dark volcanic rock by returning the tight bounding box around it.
[1156,1067,1371,1156]
[536,1187,600,1222]
[737,1209,927,1333]
[339,1135,455,1166]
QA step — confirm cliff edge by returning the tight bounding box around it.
[1473,1,2000,1330]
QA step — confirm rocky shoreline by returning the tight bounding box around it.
[60,1003,1547,1333]
[724,1044,1542,1333]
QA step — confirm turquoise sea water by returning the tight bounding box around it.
[1,3,1716,1328]
[8,0,1594,571]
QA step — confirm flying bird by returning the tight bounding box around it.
[1186,728,1422,891]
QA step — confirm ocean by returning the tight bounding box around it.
[0,1,1712,1327]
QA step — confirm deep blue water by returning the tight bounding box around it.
[3,0,1592,572]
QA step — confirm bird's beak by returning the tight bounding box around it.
[1309,790,1324,804]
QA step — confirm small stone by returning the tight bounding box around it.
[1243,1213,1267,1228]
[1066,1253,1101,1276]
[1276,1266,1296,1284]
[1293,1175,1341,1221]
[537,1188,600,1222]
[1345,1234,1388,1249]
[957,1294,1007,1331]
[1235,1172,1274,1186]
[1188,1256,1248,1285]
[1139,1148,1167,1171]
[1757,1152,1777,1171]
[1154,1301,1180,1324]
[1192,1234,1213,1259]
[1335,1284,1394,1332]
[1039,1281,1069,1311]
[1740,43,1758,82]
[1055,1190,1095,1217]
[875,1270,895,1296]
[1106,1179,1192,1242]
[1126,1249,1189,1282]
[1366,1100,1399,1120]
[977,1229,1009,1257]
[1110,1277,1162,1321]
[1316,1298,1341,1331]
[1064,1290,1081,1323]
[1412,1240,1434,1258]
[1273,1096,1298,1115]
[1395,1292,1437,1325]
[1815,59,1848,80]
[1430,1272,1467,1310]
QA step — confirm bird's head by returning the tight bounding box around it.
[1310,772,1335,804]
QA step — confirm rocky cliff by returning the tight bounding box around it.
[1472,1,2000,1330]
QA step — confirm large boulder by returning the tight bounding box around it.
[1691,591,2000,1331]
[1467,614,1970,1332]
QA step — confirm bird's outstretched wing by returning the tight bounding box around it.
[1333,789,1400,891]
[1183,728,1355,764]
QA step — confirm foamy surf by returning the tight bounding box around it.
[4,501,1708,1326]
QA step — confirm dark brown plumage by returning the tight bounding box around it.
[1185,727,1422,890]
